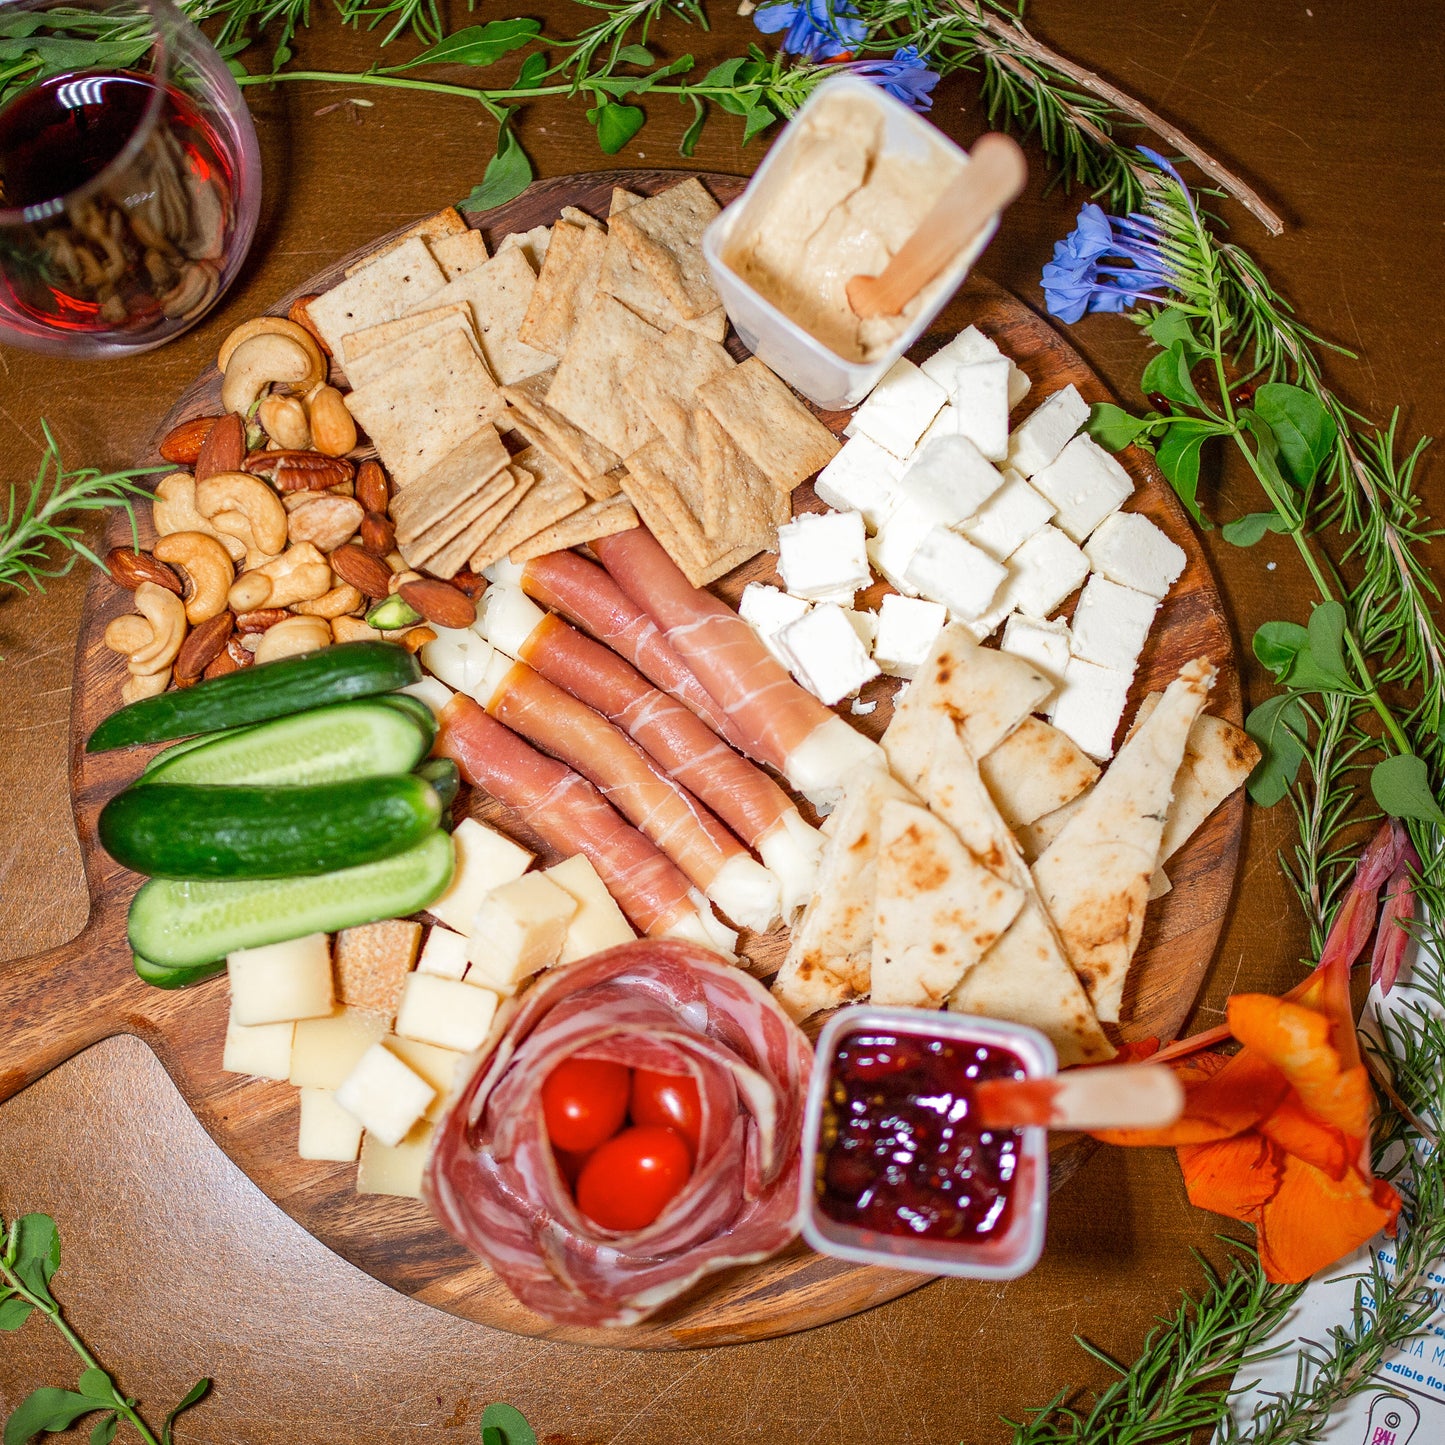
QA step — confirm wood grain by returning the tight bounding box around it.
[0,171,1242,1350]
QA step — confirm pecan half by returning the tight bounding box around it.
[234,607,290,633]
[203,648,240,680]
[106,548,183,595]
[175,610,235,678]
[354,459,389,514]
[398,578,477,630]
[224,636,255,668]
[359,511,396,556]
[289,295,331,356]
[159,415,220,466]
[246,450,354,492]
[194,411,246,482]
[328,544,393,598]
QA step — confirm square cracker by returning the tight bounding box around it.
[545,294,664,458]
[470,446,587,570]
[344,328,505,489]
[390,424,510,542]
[695,407,789,543]
[560,204,603,230]
[502,372,620,499]
[342,303,473,365]
[430,229,490,280]
[308,238,447,359]
[343,312,482,389]
[510,494,638,564]
[697,356,840,490]
[497,225,552,273]
[622,325,735,464]
[609,178,721,321]
[610,187,643,217]
[518,221,608,358]
[342,208,468,277]
[405,246,555,387]
[418,467,534,577]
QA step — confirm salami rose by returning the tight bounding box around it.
[424,940,812,1327]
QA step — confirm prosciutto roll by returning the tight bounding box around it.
[436,694,733,954]
[424,940,812,1327]
[591,527,883,807]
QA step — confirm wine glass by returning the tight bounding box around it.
[0,0,262,356]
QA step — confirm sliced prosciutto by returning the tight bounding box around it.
[424,940,812,1327]
[436,693,733,953]
[591,527,883,807]
[474,654,781,933]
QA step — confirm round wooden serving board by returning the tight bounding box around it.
[0,172,1245,1349]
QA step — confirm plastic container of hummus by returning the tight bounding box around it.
[703,76,995,410]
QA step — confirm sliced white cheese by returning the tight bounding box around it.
[357,1120,433,1198]
[473,582,546,657]
[416,924,469,980]
[996,524,1089,619]
[873,593,947,679]
[544,854,636,964]
[1070,575,1160,674]
[938,357,1010,462]
[1000,613,1072,693]
[399,675,455,717]
[227,934,334,1028]
[1084,510,1186,599]
[467,872,578,989]
[394,972,500,1052]
[903,526,1008,622]
[919,325,1031,410]
[1029,434,1134,543]
[298,1087,364,1163]
[813,434,905,533]
[221,1013,294,1081]
[959,469,1056,561]
[1047,656,1134,761]
[895,433,1005,527]
[848,357,948,458]
[288,1007,387,1090]
[426,817,533,934]
[776,602,881,705]
[419,627,494,697]
[914,402,958,454]
[1006,384,1089,477]
[335,1042,435,1147]
[776,509,871,604]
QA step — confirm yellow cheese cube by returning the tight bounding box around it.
[357,1120,434,1198]
[466,873,577,990]
[384,1036,466,1120]
[221,1013,294,1081]
[297,1087,363,1163]
[335,1042,435,1146]
[288,1007,387,1090]
[415,924,469,980]
[227,933,334,1026]
[545,855,636,964]
[426,818,533,933]
[394,973,499,1053]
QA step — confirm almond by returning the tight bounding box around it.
[246,450,354,492]
[159,415,220,466]
[328,544,393,598]
[399,578,477,630]
[451,568,486,600]
[175,610,234,678]
[234,607,289,633]
[106,548,183,595]
[359,511,396,556]
[289,295,331,356]
[355,460,389,514]
[195,411,245,481]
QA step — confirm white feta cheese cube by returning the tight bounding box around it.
[873,594,947,678]
[297,1087,364,1163]
[997,525,1089,619]
[1029,435,1134,542]
[426,817,532,934]
[222,1013,294,1081]
[914,402,958,454]
[544,854,636,963]
[849,357,947,458]
[841,608,878,651]
[394,972,500,1053]
[466,873,578,990]
[1069,575,1160,673]
[904,526,1008,621]
[866,499,937,595]
[1006,384,1089,477]
[960,470,1056,560]
[416,924,469,980]
[896,434,1005,527]
[921,326,1032,410]
[227,934,333,1027]
[939,358,1010,461]
[776,509,871,604]
[1047,657,1134,761]
[1001,613,1072,691]
[739,582,811,664]
[1083,510,1186,599]
[776,603,881,705]
[963,601,1011,641]
[814,435,905,533]
[334,1042,436,1147]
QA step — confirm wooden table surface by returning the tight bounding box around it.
[2,2,1441,1440]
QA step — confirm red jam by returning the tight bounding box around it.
[816,1030,1027,1242]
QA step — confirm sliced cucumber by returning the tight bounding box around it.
[87,642,419,752]
[416,757,459,817]
[128,829,455,968]
[142,729,239,775]
[101,775,441,879]
[372,693,439,750]
[134,954,225,989]
[139,699,431,788]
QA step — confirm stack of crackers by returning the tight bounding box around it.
[303,180,841,585]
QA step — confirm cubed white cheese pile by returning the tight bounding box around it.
[747,325,1188,761]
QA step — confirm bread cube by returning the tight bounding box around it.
[298,1087,363,1163]
[849,357,948,458]
[426,817,533,934]
[416,924,470,980]
[903,527,1007,622]
[1083,510,1186,599]
[394,972,500,1052]
[466,874,578,989]
[227,934,333,1027]
[289,1007,387,1090]
[545,855,636,964]
[873,594,947,679]
[1069,575,1160,673]
[1029,435,1133,542]
[776,603,880,706]
[221,1013,294,1081]
[1005,385,1089,477]
[335,1042,436,1147]
[776,510,871,605]
[357,1120,434,1198]
[333,919,421,1017]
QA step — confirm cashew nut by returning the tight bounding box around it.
[123,669,171,704]
[258,394,311,451]
[195,472,287,556]
[127,582,188,675]
[306,385,357,458]
[244,542,332,609]
[221,332,318,416]
[105,615,154,654]
[152,532,235,624]
[293,583,364,620]
[253,615,331,664]
[152,473,245,563]
[388,569,423,595]
[218,317,326,386]
[331,616,381,643]
[286,494,363,552]
[228,571,274,612]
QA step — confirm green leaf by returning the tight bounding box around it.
[1253,620,1310,680]
[512,51,548,90]
[1154,419,1217,526]
[1140,341,1203,411]
[614,44,652,65]
[3,1388,102,1445]
[0,1297,33,1331]
[88,1414,117,1445]
[741,102,776,145]
[76,1372,112,1403]
[161,1378,210,1445]
[680,95,706,157]
[11,1215,59,1308]
[1371,753,1445,825]
[1144,308,1199,350]
[700,57,745,88]
[1244,693,1308,807]
[1221,511,1290,546]
[1086,402,1151,452]
[462,114,533,212]
[1251,611,1351,694]
[479,1403,535,1445]
[1306,601,1349,686]
[588,98,645,154]
[401,19,541,70]
[1253,383,1337,488]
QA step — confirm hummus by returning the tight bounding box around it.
[723,90,963,363]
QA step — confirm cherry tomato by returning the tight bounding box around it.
[541,1057,630,1154]
[575,1125,692,1232]
[629,1070,702,1157]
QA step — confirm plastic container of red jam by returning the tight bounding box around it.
[800,1008,1055,1279]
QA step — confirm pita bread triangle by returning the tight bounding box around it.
[1033,657,1215,1023]
[871,798,1024,1008]
[978,715,1099,829]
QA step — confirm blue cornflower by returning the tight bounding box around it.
[847,46,941,113]
[1041,200,1180,323]
[752,0,867,61]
